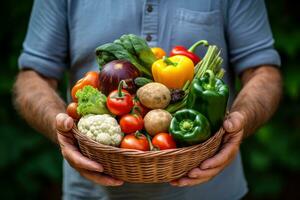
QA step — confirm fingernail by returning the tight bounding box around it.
[95,165,103,172]
[117,181,124,185]
[189,173,197,178]
[113,181,123,186]
[200,164,210,170]
[96,167,103,172]
[64,118,72,130]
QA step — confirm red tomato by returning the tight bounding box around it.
[106,89,134,116]
[152,133,177,150]
[71,71,100,102]
[120,114,144,134]
[66,102,80,120]
[132,98,149,117]
[120,133,150,151]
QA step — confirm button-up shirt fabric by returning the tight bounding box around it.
[19,0,280,199]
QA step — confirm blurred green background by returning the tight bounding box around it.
[0,0,299,199]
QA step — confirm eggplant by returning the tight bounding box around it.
[99,60,140,95]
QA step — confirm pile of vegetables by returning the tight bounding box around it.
[66,34,229,151]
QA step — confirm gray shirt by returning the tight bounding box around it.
[19,0,280,199]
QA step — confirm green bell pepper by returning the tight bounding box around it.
[187,70,229,133]
[169,109,211,146]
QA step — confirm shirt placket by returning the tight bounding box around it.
[141,0,159,47]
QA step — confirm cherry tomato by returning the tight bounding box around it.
[66,102,80,120]
[152,133,177,150]
[132,97,149,117]
[106,81,134,116]
[151,47,166,59]
[120,114,144,134]
[71,71,100,102]
[120,133,150,151]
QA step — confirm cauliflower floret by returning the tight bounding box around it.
[78,114,123,146]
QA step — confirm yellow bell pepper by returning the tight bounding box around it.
[152,55,194,89]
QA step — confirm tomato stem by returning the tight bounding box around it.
[145,133,159,151]
[131,105,142,115]
[134,131,143,138]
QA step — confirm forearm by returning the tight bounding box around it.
[230,66,282,138]
[13,70,66,143]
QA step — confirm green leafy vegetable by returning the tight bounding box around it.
[95,34,157,77]
[76,86,109,116]
[134,77,153,88]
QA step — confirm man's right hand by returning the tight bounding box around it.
[56,113,124,186]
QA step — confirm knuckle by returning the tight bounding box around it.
[65,154,80,168]
[56,113,68,130]
[72,158,81,168]
[56,113,64,124]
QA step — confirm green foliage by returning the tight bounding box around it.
[0,0,62,199]
[0,0,299,199]
[241,1,300,199]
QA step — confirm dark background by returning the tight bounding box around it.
[0,0,299,199]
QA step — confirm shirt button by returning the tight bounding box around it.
[147,4,153,13]
[146,34,152,42]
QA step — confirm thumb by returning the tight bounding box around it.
[56,113,74,132]
[223,111,245,133]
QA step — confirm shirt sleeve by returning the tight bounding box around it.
[18,0,68,80]
[226,0,281,75]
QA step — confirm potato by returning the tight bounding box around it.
[144,109,172,136]
[137,83,171,109]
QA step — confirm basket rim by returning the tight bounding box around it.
[71,124,225,157]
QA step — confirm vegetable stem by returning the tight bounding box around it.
[163,56,177,66]
[204,70,216,90]
[182,80,190,91]
[118,80,127,97]
[145,133,158,151]
[188,40,209,53]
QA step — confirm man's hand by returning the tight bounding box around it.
[56,113,124,186]
[14,70,124,186]
[170,66,282,187]
[170,112,245,187]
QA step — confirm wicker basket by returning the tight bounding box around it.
[72,125,224,183]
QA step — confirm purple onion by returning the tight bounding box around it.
[99,60,140,95]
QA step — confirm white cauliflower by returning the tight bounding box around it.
[78,114,123,147]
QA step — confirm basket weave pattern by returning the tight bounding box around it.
[72,126,225,183]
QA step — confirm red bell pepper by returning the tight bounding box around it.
[170,40,209,65]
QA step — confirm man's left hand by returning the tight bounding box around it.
[170,111,245,187]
